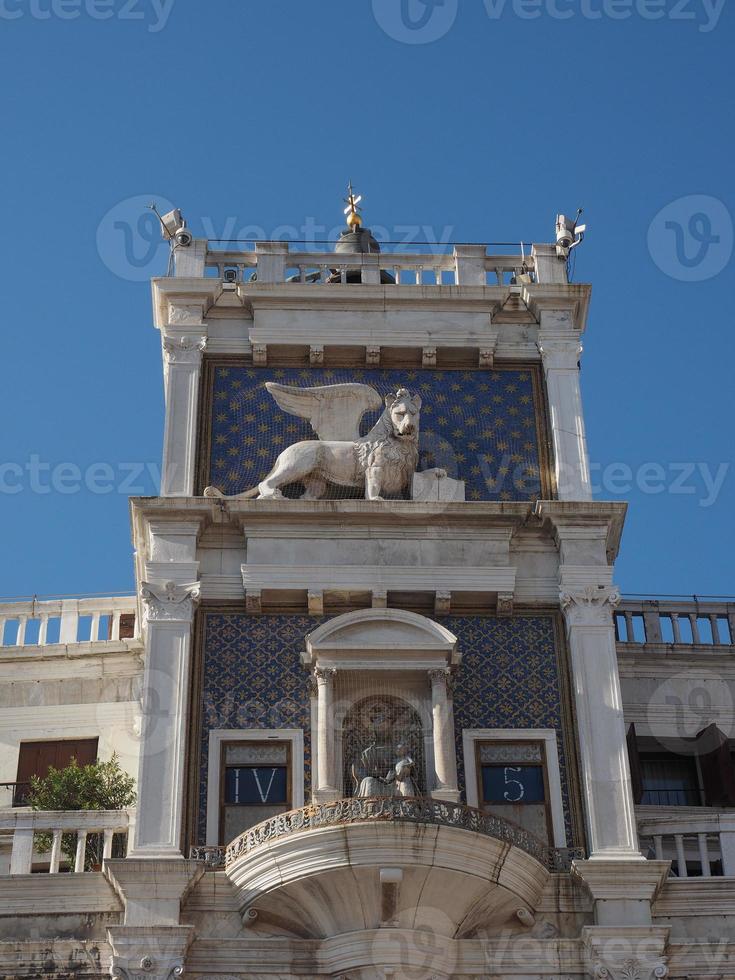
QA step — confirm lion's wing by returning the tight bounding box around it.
[265,382,383,441]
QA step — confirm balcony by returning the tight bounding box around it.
[219,797,583,939]
[638,808,735,878]
[0,808,133,875]
[616,598,735,651]
[0,594,139,654]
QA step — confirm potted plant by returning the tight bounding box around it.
[27,754,136,871]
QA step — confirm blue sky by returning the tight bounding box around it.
[1,0,733,599]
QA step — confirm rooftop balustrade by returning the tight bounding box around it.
[0,595,139,652]
[616,598,735,650]
[170,239,556,287]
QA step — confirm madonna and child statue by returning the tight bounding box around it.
[351,742,420,799]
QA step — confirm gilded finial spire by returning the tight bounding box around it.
[343,181,363,229]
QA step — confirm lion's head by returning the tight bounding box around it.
[384,388,422,441]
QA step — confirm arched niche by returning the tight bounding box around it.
[302,609,461,804]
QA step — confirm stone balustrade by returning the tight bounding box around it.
[638,809,735,878]
[0,595,138,650]
[0,808,133,874]
[616,598,734,649]
[186,240,538,287]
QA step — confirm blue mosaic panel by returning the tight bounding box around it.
[197,614,572,846]
[206,367,544,501]
[446,615,572,843]
[198,614,315,843]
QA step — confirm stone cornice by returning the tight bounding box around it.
[151,277,592,334]
[534,500,628,562]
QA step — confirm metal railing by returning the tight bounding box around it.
[0,595,138,649]
[224,797,583,873]
[0,781,30,807]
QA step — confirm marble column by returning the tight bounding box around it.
[429,669,460,803]
[561,585,642,860]
[314,667,339,802]
[129,581,200,858]
[160,326,207,497]
[537,312,592,501]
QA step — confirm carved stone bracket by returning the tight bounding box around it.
[309,345,324,366]
[108,926,193,980]
[162,335,207,366]
[366,345,381,367]
[140,582,201,625]
[434,591,451,617]
[422,347,437,368]
[583,926,670,980]
[308,590,324,617]
[252,343,267,366]
[245,590,262,615]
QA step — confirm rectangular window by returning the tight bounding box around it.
[640,753,700,806]
[15,738,98,806]
[220,741,291,845]
[476,740,551,844]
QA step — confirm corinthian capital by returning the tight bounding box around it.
[537,337,584,370]
[560,585,621,627]
[162,335,207,365]
[140,581,201,624]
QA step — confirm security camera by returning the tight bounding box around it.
[555,210,586,259]
[174,227,193,248]
[556,214,576,250]
[223,268,238,283]
[159,208,183,240]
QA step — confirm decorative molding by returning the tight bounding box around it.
[162,335,207,366]
[140,581,200,624]
[308,590,324,617]
[366,345,381,367]
[245,590,262,615]
[434,591,451,617]
[496,592,514,617]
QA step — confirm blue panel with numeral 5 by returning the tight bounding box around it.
[481,764,545,804]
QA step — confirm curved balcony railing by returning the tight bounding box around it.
[223,797,584,873]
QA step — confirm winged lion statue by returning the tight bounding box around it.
[204,382,424,501]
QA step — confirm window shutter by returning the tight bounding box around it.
[626,724,644,804]
[696,724,735,805]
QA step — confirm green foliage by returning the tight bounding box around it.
[27,754,136,869]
